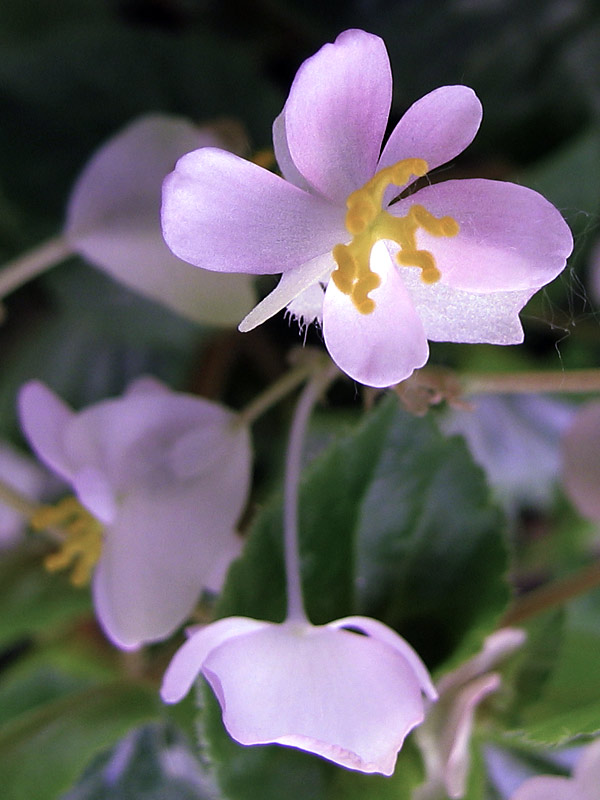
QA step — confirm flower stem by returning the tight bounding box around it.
[0,235,73,299]
[236,352,329,427]
[462,369,600,395]
[283,364,339,622]
[501,560,600,626]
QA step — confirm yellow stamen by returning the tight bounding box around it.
[331,158,460,314]
[31,496,103,587]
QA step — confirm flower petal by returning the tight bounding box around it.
[202,622,425,775]
[394,179,573,293]
[378,86,483,184]
[330,615,437,701]
[510,776,579,800]
[444,673,501,798]
[161,617,271,703]
[238,251,334,332]
[18,381,75,482]
[72,465,118,525]
[161,148,343,275]
[65,114,253,326]
[272,109,312,193]
[562,402,600,522]
[400,267,534,344]
[322,242,429,387]
[575,738,600,797]
[282,29,392,204]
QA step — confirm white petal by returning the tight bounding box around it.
[400,267,533,344]
[238,251,334,332]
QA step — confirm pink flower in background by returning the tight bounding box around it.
[65,114,256,326]
[162,29,572,387]
[561,401,600,522]
[18,377,251,650]
[414,628,526,800]
[161,614,437,776]
[509,738,600,800]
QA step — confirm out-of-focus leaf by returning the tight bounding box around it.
[0,681,159,800]
[205,394,509,799]
[0,544,91,649]
[508,625,600,745]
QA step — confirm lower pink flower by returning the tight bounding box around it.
[161,614,437,775]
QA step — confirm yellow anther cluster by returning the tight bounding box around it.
[331,158,459,314]
[32,496,103,587]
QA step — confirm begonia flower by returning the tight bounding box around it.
[162,28,573,388]
[161,614,437,776]
[509,738,600,800]
[18,376,251,650]
[414,628,526,800]
[561,401,600,522]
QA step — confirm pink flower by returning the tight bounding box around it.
[161,614,437,776]
[510,738,600,800]
[162,29,573,388]
[18,377,251,650]
[561,401,600,522]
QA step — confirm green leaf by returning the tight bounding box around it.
[0,681,159,800]
[509,625,600,745]
[0,543,91,648]
[206,395,509,799]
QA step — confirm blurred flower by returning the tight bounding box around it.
[161,614,437,776]
[509,738,600,800]
[162,28,572,387]
[414,628,526,800]
[441,394,575,514]
[561,401,600,522]
[0,442,58,548]
[18,376,251,650]
[65,114,255,325]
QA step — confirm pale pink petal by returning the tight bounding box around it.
[444,673,501,798]
[72,465,118,525]
[562,402,600,521]
[510,776,580,800]
[161,148,343,274]
[330,615,437,701]
[322,242,429,387]
[93,470,247,649]
[378,86,483,185]
[437,628,527,696]
[65,114,253,326]
[272,110,312,193]
[202,622,425,775]
[282,29,392,204]
[161,617,271,703]
[18,381,76,482]
[575,738,600,797]
[400,266,534,344]
[392,180,572,293]
[238,251,334,332]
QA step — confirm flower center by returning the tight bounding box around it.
[331,158,460,314]
[32,496,103,587]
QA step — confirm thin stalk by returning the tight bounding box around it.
[236,355,325,428]
[0,235,72,298]
[463,369,600,396]
[501,560,600,627]
[283,364,338,622]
